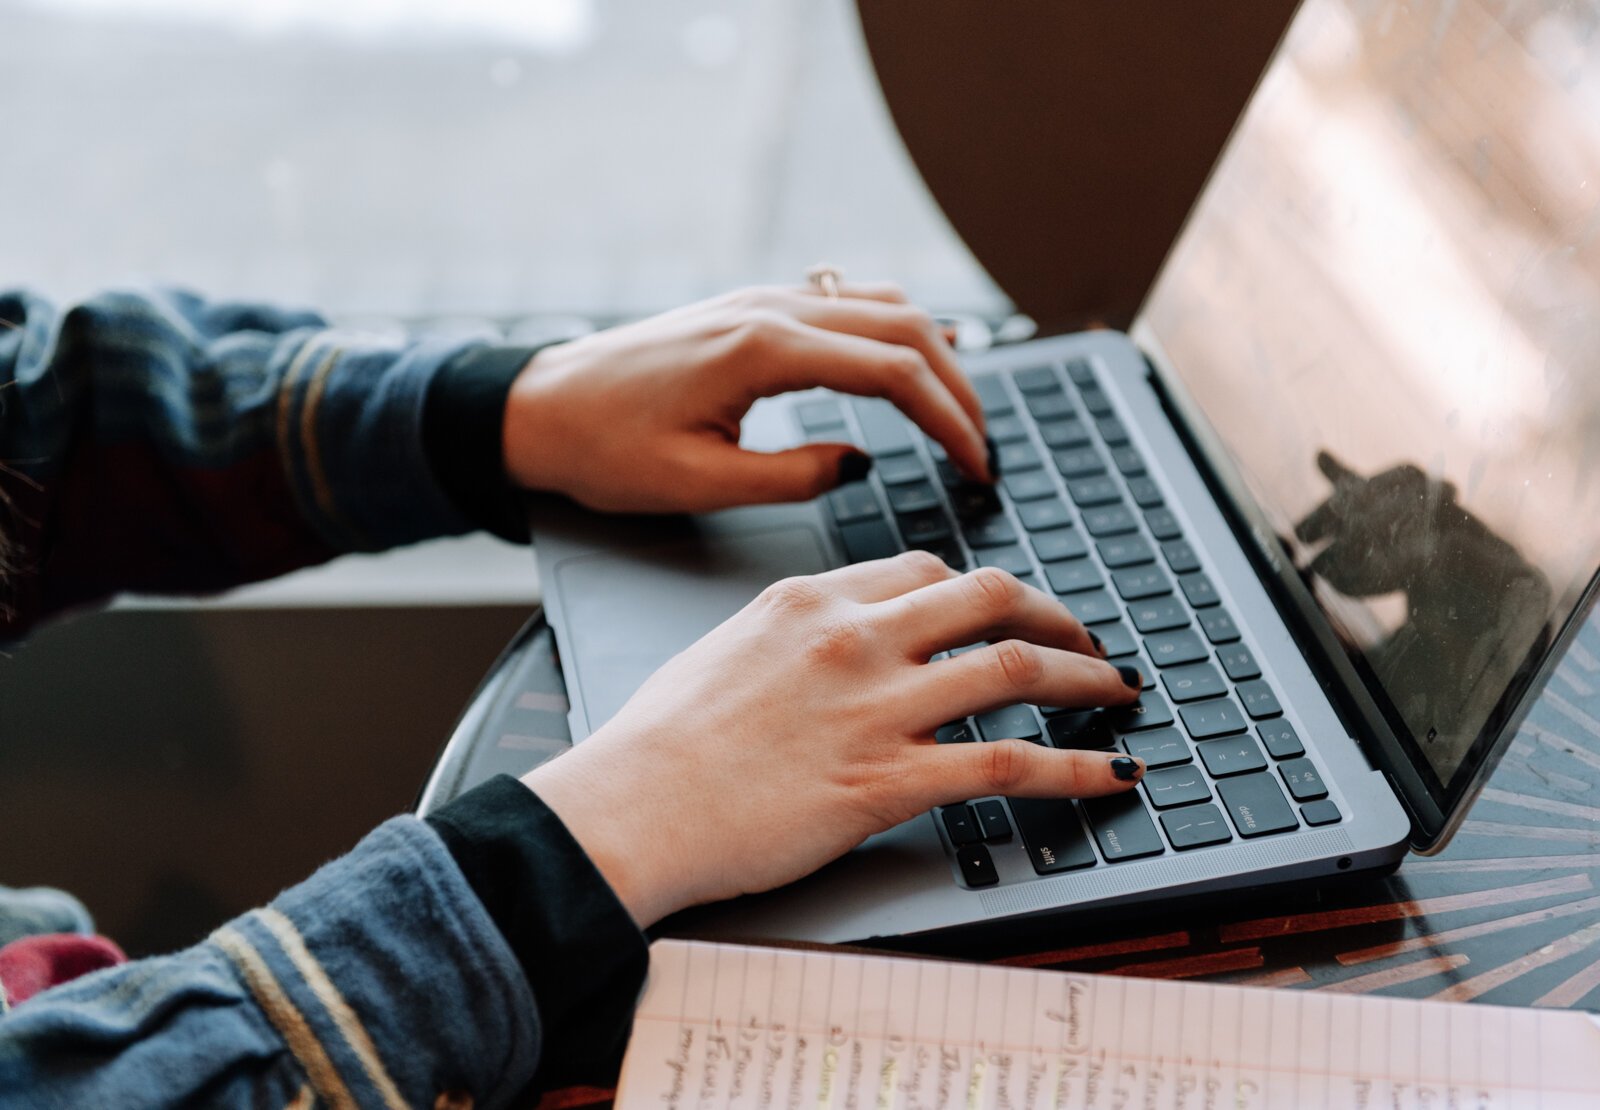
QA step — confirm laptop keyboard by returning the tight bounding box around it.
[793,357,1341,889]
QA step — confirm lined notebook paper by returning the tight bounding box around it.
[616,939,1600,1109]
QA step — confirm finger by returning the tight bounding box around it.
[909,640,1141,726]
[812,548,959,604]
[906,741,1144,811]
[678,441,873,509]
[746,318,989,480]
[795,280,910,305]
[876,567,1103,661]
[776,292,986,441]
[1316,449,1360,486]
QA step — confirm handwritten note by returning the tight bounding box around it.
[616,939,1600,1109]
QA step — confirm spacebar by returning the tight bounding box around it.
[838,518,900,562]
[1008,798,1097,874]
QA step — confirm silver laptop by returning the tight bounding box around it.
[529,0,1600,944]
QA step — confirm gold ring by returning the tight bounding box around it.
[806,264,842,299]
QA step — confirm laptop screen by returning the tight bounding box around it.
[1139,0,1600,816]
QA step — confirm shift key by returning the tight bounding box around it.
[1082,794,1165,861]
[1008,798,1098,874]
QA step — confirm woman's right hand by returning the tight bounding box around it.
[524,552,1146,928]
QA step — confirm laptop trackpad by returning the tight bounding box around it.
[555,523,832,735]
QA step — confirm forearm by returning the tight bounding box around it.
[0,782,647,1107]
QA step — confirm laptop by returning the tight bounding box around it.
[518,0,1600,943]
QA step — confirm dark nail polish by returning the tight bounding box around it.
[1110,756,1141,781]
[1088,631,1105,656]
[1116,664,1142,689]
[837,451,874,485]
[985,434,1001,481]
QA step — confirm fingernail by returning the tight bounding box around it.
[1087,631,1105,657]
[985,434,1001,482]
[1116,664,1142,689]
[1110,756,1142,781]
[838,451,874,485]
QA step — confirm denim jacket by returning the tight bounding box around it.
[0,290,649,1107]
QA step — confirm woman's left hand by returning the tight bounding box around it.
[499,283,990,514]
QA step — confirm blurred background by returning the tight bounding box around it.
[0,0,1006,955]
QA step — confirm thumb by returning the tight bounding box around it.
[909,740,1144,811]
[691,442,874,507]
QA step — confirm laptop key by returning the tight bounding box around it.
[1161,662,1229,703]
[1067,477,1121,507]
[1025,392,1076,421]
[941,804,981,845]
[1178,572,1220,608]
[978,545,1034,577]
[1257,720,1305,759]
[1097,535,1155,568]
[1079,386,1114,417]
[961,513,1016,548]
[1198,608,1240,643]
[1300,798,1342,826]
[997,440,1043,472]
[795,398,846,432]
[827,482,881,524]
[1066,589,1121,625]
[852,398,916,456]
[950,482,1003,520]
[1161,803,1234,850]
[1053,447,1106,479]
[1013,366,1059,394]
[1198,734,1268,777]
[1218,644,1261,681]
[1096,621,1137,659]
[1046,711,1114,750]
[955,842,1000,887]
[1279,758,1328,801]
[1095,416,1130,446]
[1083,794,1165,861]
[1018,498,1074,532]
[914,537,967,568]
[887,480,941,515]
[898,509,952,546]
[1237,680,1282,719]
[1128,479,1165,509]
[1217,774,1299,838]
[1122,727,1191,768]
[973,799,1014,842]
[1038,418,1092,450]
[1030,526,1088,563]
[1130,597,1190,633]
[1045,559,1103,595]
[1110,445,1147,477]
[1179,697,1248,739]
[1112,566,1172,601]
[986,413,1029,444]
[973,375,1013,416]
[1144,628,1209,667]
[935,720,976,744]
[838,518,900,563]
[1143,766,1211,809]
[975,704,1042,742]
[1144,506,1183,539]
[1064,358,1096,386]
[1109,690,1175,732]
[1082,504,1138,537]
[878,453,931,486]
[1009,798,1098,874]
[1003,471,1057,502]
[1161,540,1201,575]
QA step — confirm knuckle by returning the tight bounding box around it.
[802,614,868,668]
[966,566,1022,618]
[981,740,1031,793]
[758,575,827,616]
[896,548,950,582]
[884,349,927,389]
[734,308,792,350]
[990,639,1044,692]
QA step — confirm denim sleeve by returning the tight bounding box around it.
[0,288,489,636]
[0,817,544,1108]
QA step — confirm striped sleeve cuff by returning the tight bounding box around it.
[210,817,541,1107]
[275,334,480,552]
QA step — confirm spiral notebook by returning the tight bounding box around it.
[615,939,1600,1109]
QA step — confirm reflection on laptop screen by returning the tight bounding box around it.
[1143,0,1600,795]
